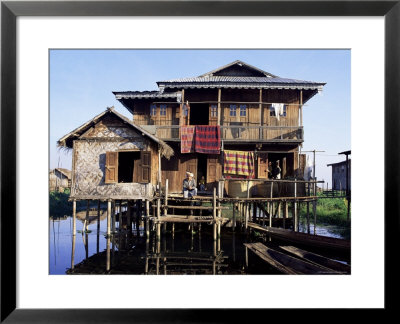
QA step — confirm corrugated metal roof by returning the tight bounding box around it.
[157,76,325,90]
[158,76,324,84]
[113,91,181,101]
[198,60,278,78]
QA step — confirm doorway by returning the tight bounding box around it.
[197,155,207,191]
[190,103,209,125]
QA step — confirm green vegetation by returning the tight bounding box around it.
[49,189,91,217]
[299,196,350,227]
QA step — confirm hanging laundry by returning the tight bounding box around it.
[223,150,255,177]
[180,126,195,153]
[194,125,221,154]
[271,103,285,122]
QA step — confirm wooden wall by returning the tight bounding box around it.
[71,115,159,199]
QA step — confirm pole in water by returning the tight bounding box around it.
[107,199,111,237]
[72,199,77,236]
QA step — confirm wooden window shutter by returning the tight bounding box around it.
[299,153,306,178]
[282,157,287,179]
[257,153,269,179]
[105,151,118,184]
[140,151,151,183]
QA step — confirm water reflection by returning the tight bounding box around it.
[50,210,350,275]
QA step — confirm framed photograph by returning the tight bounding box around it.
[1,0,398,322]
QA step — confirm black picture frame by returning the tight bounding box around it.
[1,0,399,322]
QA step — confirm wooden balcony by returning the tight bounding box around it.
[151,125,303,143]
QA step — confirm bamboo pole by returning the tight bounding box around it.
[283,201,288,229]
[232,202,236,232]
[119,200,122,231]
[85,200,90,232]
[127,200,132,233]
[157,198,161,240]
[71,233,76,270]
[213,188,217,241]
[145,200,150,238]
[112,200,116,233]
[269,181,274,227]
[107,200,111,237]
[106,235,111,272]
[72,199,76,236]
[294,179,298,232]
[217,88,221,126]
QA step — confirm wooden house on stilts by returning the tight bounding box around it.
[59,60,326,240]
[113,60,326,196]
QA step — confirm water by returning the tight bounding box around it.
[49,211,350,275]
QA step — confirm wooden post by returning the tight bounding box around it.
[232,202,236,232]
[259,88,263,139]
[145,200,150,238]
[283,201,288,229]
[85,200,90,232]
[107,200,111,237]
[97,200,101,233]
[72,199,77,236]
[313,180,317,235]
[213,188,217,241]
[164,179,168,216]
[112,200,116,233]
[163,179,168,234]
[217,88,222,126]
[127,200,131,233]
[158,148,162,194]
[294,179,298,232]
[157,198,161,240]
[300,90,303,127]
[106,235,111,272]
[269,181,274,227]
[119,200,122,231]
[71,233,76,270]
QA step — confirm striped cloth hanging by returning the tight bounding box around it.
[223,150,255,177]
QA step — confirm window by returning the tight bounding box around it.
[210,105,217,117]
[230,105,237,117]
[160,104,167,116]
[105,151,151,184]
[150,104,157,116]
[240,105,247,117]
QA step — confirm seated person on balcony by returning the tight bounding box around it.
[183,172,197,198]
[272,161,281,179]
[199,176,206,191]
[267,161,273,179]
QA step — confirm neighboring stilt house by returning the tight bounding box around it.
[57,107,173,201]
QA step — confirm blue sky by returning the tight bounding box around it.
[50,49,350,187]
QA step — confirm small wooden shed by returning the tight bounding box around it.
[57,107,173,201]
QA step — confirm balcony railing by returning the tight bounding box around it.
[151,125,303,142]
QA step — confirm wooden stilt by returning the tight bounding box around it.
[283,201,288,229]
[145,200,150,238]
[112,200,116,233]
[213,188,217,240]
[232,202,236,232]
[269,181,274,227]
[71,234,76,270]
[107,200,111,237]
[294,179,298,232]
[72,199,77,236]
[106,235,111,271]
[85,200,90,232]
[118,200,122,231]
